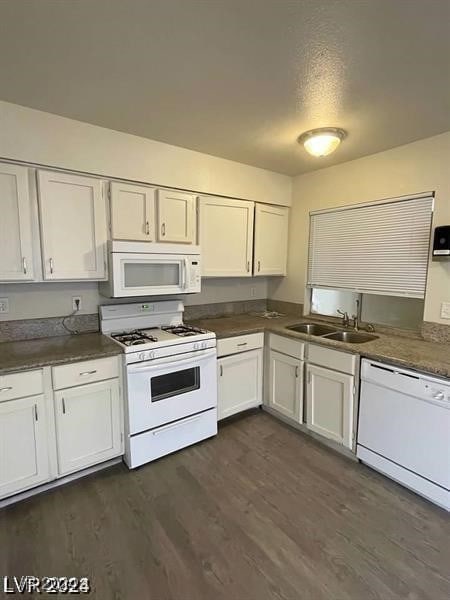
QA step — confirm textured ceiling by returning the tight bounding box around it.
[0,0,449,175]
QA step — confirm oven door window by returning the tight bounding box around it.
[151,367,200,402]
[123,261,180,288]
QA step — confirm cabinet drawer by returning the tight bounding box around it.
[126,408,217,468]
[217,333,264,358]
[307,344,357,375]
[52,356,119,390]
[269,333,305,360]
[0,370,43,402]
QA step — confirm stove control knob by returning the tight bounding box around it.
[193,343,199,350]
[201,342,207,349]
[139,352,146,361]
[149,351,155,359]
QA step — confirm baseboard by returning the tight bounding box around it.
[0,457,123,509]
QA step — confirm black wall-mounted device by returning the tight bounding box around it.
[432,225,450,258]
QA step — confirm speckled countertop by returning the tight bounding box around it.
[189,314,450,379]
[0,333,122,374]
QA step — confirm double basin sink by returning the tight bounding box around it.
[287,322,378,344]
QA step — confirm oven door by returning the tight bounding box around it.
[126,348,217,433]
[111,252,190,297]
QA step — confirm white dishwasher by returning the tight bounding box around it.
[357,359,450,510]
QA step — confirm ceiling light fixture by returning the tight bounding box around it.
[298,127,347,157]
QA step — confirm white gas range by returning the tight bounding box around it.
[100,301,218,468]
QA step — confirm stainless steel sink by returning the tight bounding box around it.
[287,322,338,336]
[323,331,378,344]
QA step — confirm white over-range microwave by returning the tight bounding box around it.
[100,241,201,298]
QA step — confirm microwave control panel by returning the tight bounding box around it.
[189,259,201,290]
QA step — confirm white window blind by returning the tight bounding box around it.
[307,195,433,298]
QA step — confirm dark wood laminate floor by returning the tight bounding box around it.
[1,411,449,599]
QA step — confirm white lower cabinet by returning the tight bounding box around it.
[306,362,355,449]
[217,335,263,420]
[0,394,50,499]
[54,379,122,476]
[0,358,123,503]
[268,350,303,421]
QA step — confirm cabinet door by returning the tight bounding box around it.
[218,349,263,420]
[110,182,155,241]
[254,204,288,276]
[37,170,107,280]
[54,379,122,476]
[0,164,35,281]
[157,189,196,243]
[0,394,50,499]
[268,350,303,422]
[199,196,254,277]
[306,364,354,448]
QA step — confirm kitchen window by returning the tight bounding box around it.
[307,193,434,299]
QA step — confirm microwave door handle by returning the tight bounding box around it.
[181,258,188,289]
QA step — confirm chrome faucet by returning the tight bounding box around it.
[337,309,350,327]
[351,299,375,332]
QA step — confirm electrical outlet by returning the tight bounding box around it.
[440,302,450,320]
[0,298,9,314]
[250,287,256,297]
[72,296,82,312]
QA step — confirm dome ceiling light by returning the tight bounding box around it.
[298,127,347,157]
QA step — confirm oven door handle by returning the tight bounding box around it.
[128,348,216,373]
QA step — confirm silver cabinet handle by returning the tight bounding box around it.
[145,221,150,235]
[219,364,223,376]
[49,257,54,274]
[246,261,250,272]
[433,391,445,401]
[237,342,247,347]
[62,397,66,414]
[257,260,261,272]
[34,404,38,422]
[295,366,299,378]
[22,257,27,274]
[0,386,13,392]
[161,223,166,237]
[79,370,97,376]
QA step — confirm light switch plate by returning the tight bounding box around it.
[440,302,450,319]
[0,298,9,314]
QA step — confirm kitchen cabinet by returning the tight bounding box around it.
[54,378,122,476]
[156,189,196,243]
[0,394,50,499]
[254,204,288,276]
[198,196,254,277]
[217,333,264,420]
[306,362,355,449]
[110,182,156,241]
[268,350,303,421]
[267,334,304,422]
[37,170,107,280]
[0,163,35,281]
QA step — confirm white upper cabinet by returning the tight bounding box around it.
[37,170,107,280]
[198,196,254,277]
[156,189,196,243]
[0,164,35,281]
[110,182,156,241]
[254,204,289,276]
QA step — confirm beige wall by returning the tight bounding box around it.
[0,100,291,206]
[269,132,450,325]
[0,278,268,321]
